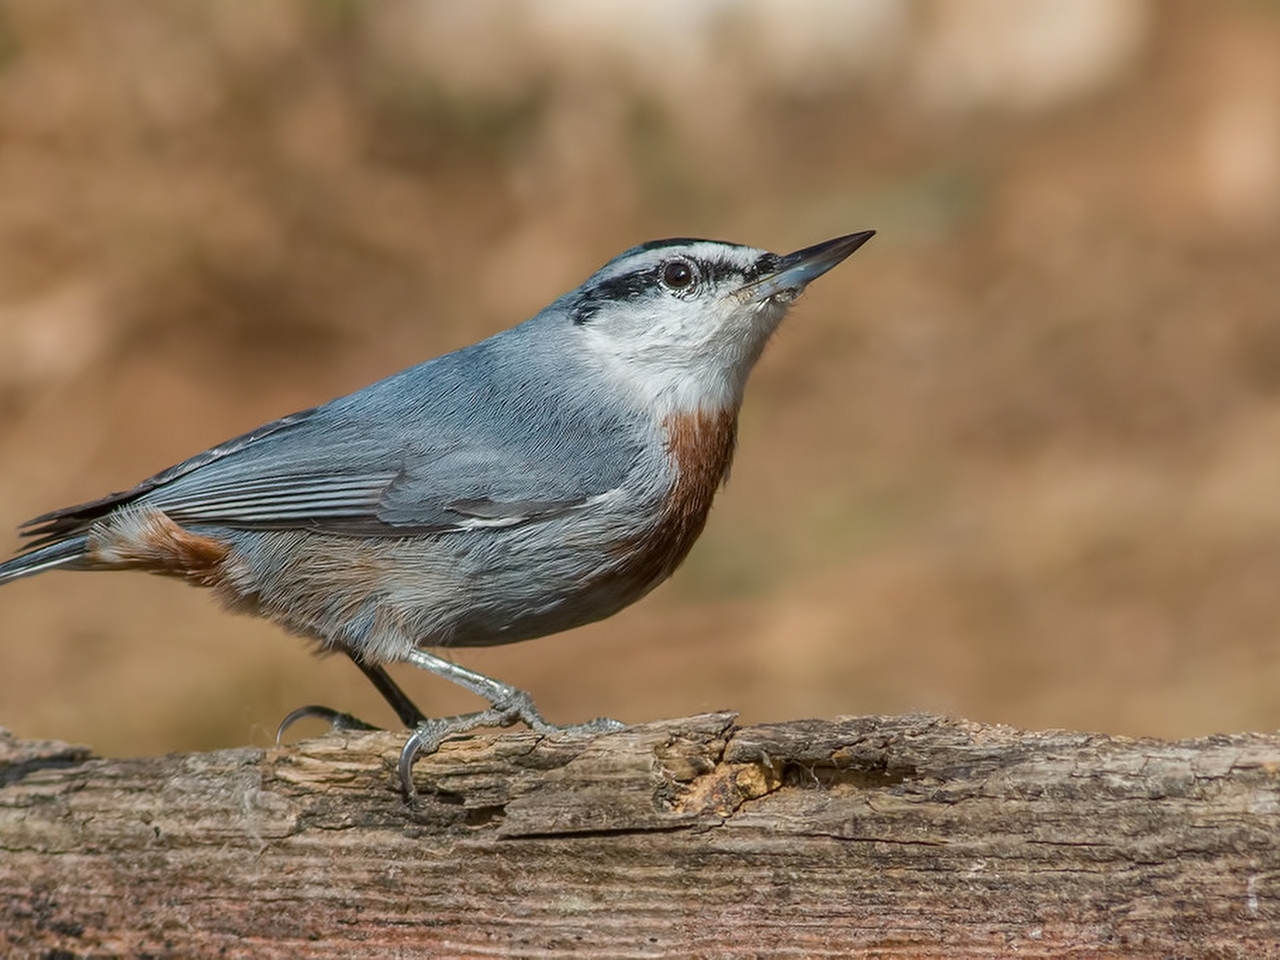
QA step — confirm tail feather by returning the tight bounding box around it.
[0,536,90,585]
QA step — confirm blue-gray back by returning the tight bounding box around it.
[25,307,651,543]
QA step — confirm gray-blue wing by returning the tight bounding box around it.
[145,448,615,535]
[142,405,637,534]
[20,344,642,544]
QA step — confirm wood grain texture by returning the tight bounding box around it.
[2,712,1279,958]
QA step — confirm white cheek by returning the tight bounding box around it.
[580,297,785,416]
[580,326,732,415]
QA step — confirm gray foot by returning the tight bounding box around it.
[398,689,625,799]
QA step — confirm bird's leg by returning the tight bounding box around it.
[276,650,429,742]
[353,657,429,727]
[404,649,624,736]
[397,648,625,798]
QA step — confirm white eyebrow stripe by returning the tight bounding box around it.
[593,242,760,286]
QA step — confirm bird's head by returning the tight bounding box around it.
[570,231,873,415]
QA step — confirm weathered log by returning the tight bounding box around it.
[1,712,1277,957]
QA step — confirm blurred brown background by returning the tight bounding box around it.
[2,0,1279,756]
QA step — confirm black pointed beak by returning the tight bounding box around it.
[741,230,875,302]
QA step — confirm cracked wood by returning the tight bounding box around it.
[3,713,1280,957]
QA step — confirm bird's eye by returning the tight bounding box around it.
[661,259,696,291]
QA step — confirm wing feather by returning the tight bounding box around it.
[154,474,397,522]
[17,330,643,547]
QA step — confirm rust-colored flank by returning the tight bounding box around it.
[90,507,232,588]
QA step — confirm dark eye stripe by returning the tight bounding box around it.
[573,251,760,323]
[573,269,656,323]
[590,270,656,303]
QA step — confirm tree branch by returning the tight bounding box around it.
[2,713,1277,957]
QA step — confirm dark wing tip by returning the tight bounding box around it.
[17,409,317,548]
[20,490,132,532]
[17,488,143,550]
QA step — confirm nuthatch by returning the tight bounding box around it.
[0,230,873,794]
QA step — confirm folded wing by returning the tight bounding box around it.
[19,354,640,548]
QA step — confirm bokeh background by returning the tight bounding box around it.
[2,0,1280,756]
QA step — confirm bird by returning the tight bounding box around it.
[0,229,874,795]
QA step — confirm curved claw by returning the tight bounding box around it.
[397,707,514,799]
[398,722,446,800]
[276,704,382,744]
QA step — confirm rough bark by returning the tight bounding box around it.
[2,712,1278,958]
